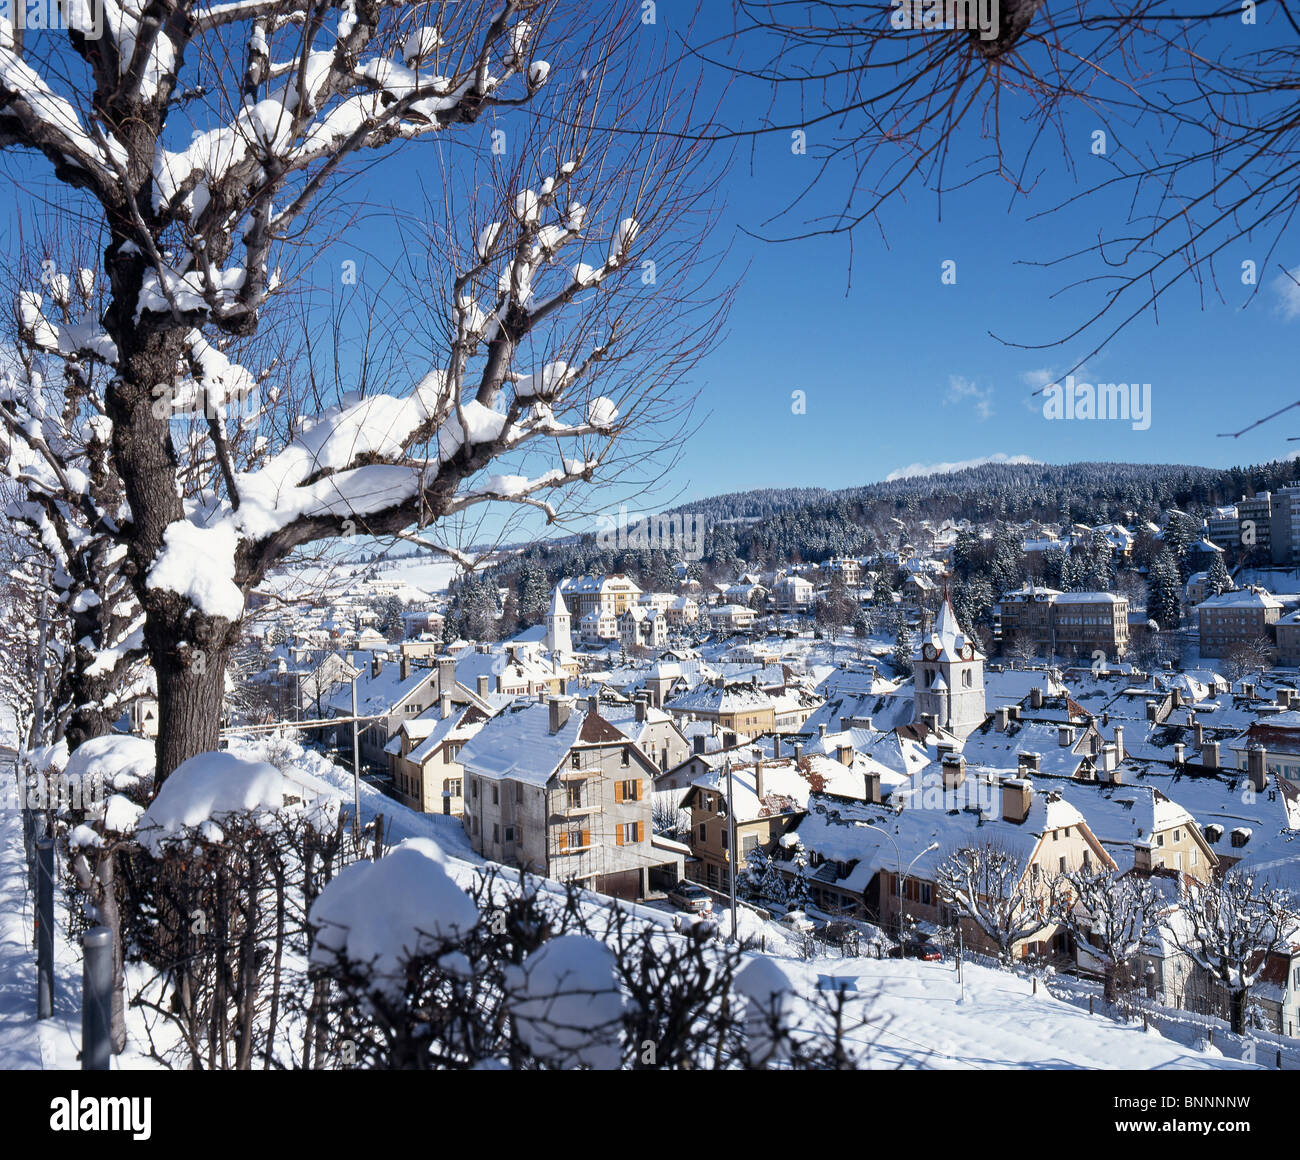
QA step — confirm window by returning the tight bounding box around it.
[447,779,461,798]
[571,753,581,769]
[1190,849,1198,867]
[566,783,584,809]
[742,834,759,856]
[491,785,499,806]
[616,821,644,845]
[1058,857,1066,873]
[616,779,642,803]
[516,783,523,802]
[493,824,500,843]
[1156,833,1164,847]
[621,749,631,767]
[699,823,707,842]
[471,780,479,799]
[565,827,587,850]
[505,826,516,842]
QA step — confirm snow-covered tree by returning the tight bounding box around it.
[0,2,721,782]
[1205,552,1233,597]
[1145,549,1183,633]
[936,841,1061,965]
[0,246,147,746]
[1166,871,1295,1035]
[1057,867,1164,1003]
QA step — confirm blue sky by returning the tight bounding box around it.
[6,5,1297,531]
[657,5,1300,502]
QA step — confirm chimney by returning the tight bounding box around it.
[1017,752,1041,775]
[755,758,764,803]
[837,744,854,766]
[437,655,455,695]
[693,734,706,755]
[1192,721,1203,749]
[942,753,966,790]
[921,713,938,733]
[773,736,782,760]
[1113,725,1124,760]
[371,655,382,679]
[1248,743,1268,792]
[936,741,956,760]
[840,715,852,733]
[1007,706,1021,723]
[1001,778,1033,823]
[864,769,882,804]
[476,674,490,698]
[1244,681,1256,699]
[818,723,827,739]
[1201,740,1221,768]
[1279,688,1292,709]
[587,694,599,716]
[635,696,646,724]
[723,731,736,748]
[1107,758,1124,787]
[996,706,1010,731]
[1173,742,1186,764]
[1170,687,1182,710]
[1058,725,1075,747]
[1030,686,1044,710]
[549,696,573,733]
[793,742,804,764]
[400,655,411,682]
[440,691,452,720]
[1146,701,1158,722]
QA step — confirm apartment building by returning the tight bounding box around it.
[994,588,1128,660]
[458,696,675,900]
[559,573,643,620]
[1049,592,1130,660]
[771,574,815,613]
[1195,588,1283,659]
[1207,493,1273,559]
[665,677,778,736]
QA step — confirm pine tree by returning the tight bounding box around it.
[1206,552,1234,596]
[1146,550,1183,632]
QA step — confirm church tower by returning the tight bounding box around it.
[912,599,986,740]
[545,586,572,656]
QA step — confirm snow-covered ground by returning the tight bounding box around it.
[780,957,1255,1070]
[0,736,1262,1071]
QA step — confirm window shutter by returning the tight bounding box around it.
[582,828,591,848]
[636,821,644,842]
[614,781,624,803]
[559,831,569,852]
[635,779,643,801]
[616,826,625,847]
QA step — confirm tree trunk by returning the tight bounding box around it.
[1103,962,1119,1004]
[150,617,231,784]
[1231,987,1249,1036]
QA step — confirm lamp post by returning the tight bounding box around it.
[724,756,738,945]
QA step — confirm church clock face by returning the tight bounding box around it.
[923,643,938,661]
[961,643,975,661]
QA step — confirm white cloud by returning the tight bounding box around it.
[884,452,1040,483]
[1021,368,1054,389]
[1273,267,1300,320]
[945,374,993,420]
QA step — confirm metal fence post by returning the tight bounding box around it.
[35,836,54,1019]
[82,927,113,1070]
